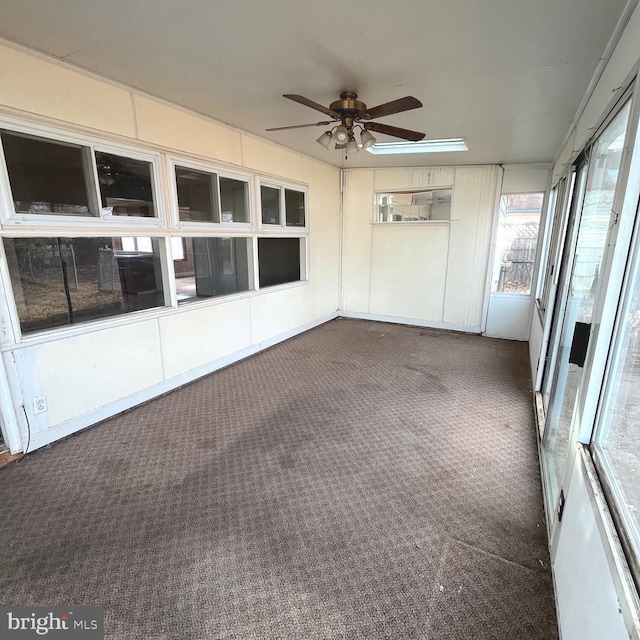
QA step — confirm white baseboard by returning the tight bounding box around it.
[26,311,339,452]
[339,310,481,334]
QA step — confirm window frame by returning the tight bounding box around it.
[169,234,256,306]
[166,155,253,231]
[257,177,309,232]
[1,233,172,338]
[372,186,454,224]
[0,116,166,229]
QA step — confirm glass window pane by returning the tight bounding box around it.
[261,186,280,225]
[377,189,452,222]
[3,237,165,334]
[594,243,640,577]
[175,166,218,222]
[258,237,301,287]
[285,189,305,227]
[173,237,251,303]
[95,151,155,218]
[491,193,544,294]
[1,131,93,216]
[219,177,248,223]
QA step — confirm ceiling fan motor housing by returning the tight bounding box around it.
[330,92,370,121]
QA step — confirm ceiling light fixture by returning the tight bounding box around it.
[316,130,333,149]
[333,125,350,146]
[346,135,359,155]
[359,128,377,149]
[366,138,469,155]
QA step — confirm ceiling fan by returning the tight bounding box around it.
[266,92,425,154]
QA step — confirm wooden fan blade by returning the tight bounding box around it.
[363,96,422,120]
[283,94,340,119]
[364,121,425,141]
[266,121,333,131]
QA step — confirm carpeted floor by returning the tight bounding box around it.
[0,318,558,639]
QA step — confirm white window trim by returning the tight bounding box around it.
[166,155,254,231]
[0,115,167,229]
[256,176,309,233]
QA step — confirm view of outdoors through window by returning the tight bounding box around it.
[594,237,640,573]
[491,193,544,294]
[3,237,165,333]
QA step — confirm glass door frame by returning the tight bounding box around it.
[539,83,640,545]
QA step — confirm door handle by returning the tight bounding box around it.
[569,322,591,367]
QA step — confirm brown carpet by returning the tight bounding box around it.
[0,318,557,639]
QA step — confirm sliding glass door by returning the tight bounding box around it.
[541,100,632,513]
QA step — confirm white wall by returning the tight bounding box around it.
[536,4,640,638]
[0,41,341,452]
[341,165,501,332]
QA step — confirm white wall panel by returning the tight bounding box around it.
[0,43,136,137]
[342,170,376,313]
[342,165,500,331]
[443,166,500,328]
[502,164,550,193]
[554,452,632,640]
[302,157,341,317]
[373,167,455,191]
[369,224,448,320]
[159,299,252,379]
[484,293,532,342]
[241,135,303,182]
[134,95,242,165]
[13,319,163,431]
[249,286,315,344]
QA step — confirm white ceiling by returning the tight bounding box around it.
[0,0,628,169]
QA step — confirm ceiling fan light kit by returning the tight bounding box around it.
[267,91,426,155]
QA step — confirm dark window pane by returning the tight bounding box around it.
[258,237,301,287]
[219,177,248,223]
[174,237,250,303]
[1,131,92,216]
[175,166,218,222]
[3,237,165,334]
[95,151,155,217]
[285,189,305,227]
[261,186,280,225]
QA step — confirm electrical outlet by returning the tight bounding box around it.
[33,395,47,414]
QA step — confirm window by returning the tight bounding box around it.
[1,131,95,217]
[258,238,301,287]
[175,166,218,223]
[3,236,166,334]
[260,186,280,225]
[259,182,307,228]
[285,189,305,227]
[219,177,249,223]
[0,129,162,223]
[491,193,544,294]
[173,237,252,303]
[376,188,452,222]
[96,151,155,217]
[592,246,640,584]
[538,175,575,312]
[171,161,251,226]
